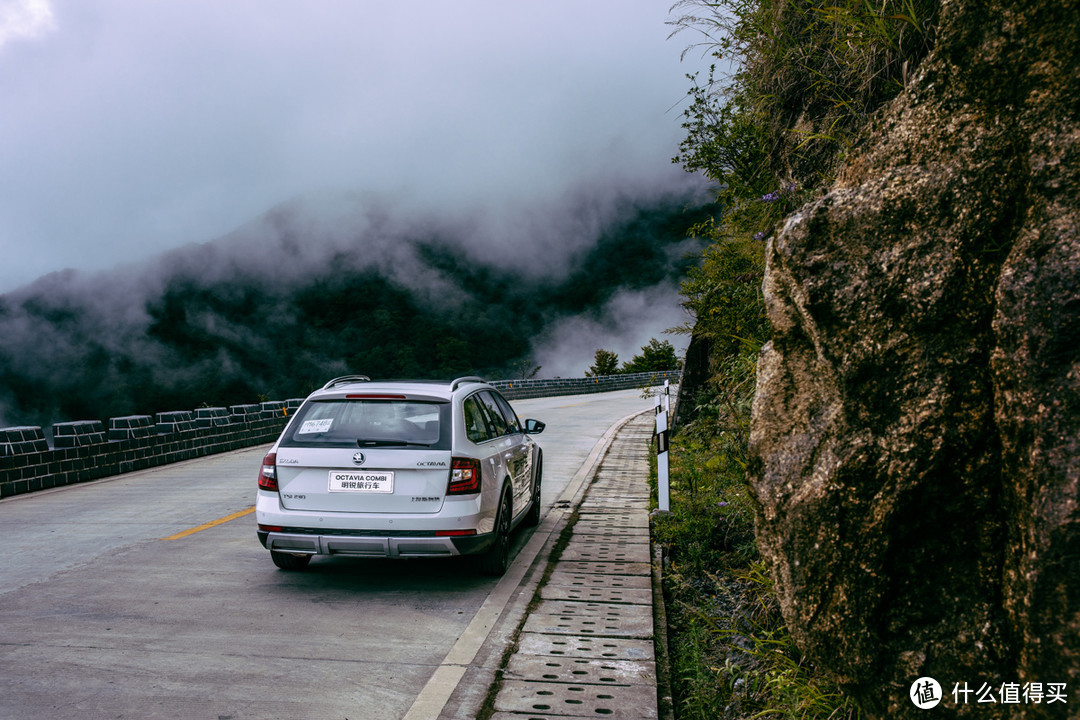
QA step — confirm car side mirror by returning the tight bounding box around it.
[524,419,545,434]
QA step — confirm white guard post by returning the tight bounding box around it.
[656,395,670,512]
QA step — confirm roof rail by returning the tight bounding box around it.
[450,376,485,392]
[321,375,372,390]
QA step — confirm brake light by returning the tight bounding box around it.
[448,457,481,495]
[258,452,278,491]
[345,394,407,399]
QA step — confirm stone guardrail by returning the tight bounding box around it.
[0,372,680,500]
[490,370,682,400]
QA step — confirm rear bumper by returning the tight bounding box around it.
[258,529,495,558]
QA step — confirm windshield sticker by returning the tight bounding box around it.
[298,418,334,434]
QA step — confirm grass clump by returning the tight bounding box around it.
[670,0,938,200]
[652,425,862,719]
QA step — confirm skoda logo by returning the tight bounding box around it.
[352,452,366,465]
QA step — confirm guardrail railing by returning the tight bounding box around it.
[490,370,682,399]
[0,370,681,499]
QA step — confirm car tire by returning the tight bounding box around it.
[523,453,543,527]
[271,551,312,571]
[477,489,512,576]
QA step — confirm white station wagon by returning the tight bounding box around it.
[256,376,545,575]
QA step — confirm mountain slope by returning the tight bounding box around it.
[0,184,715,426]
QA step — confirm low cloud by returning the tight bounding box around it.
[0,0,54,47]
[531,283,693,378]
[0,2,709,292]
[0,180,713,427]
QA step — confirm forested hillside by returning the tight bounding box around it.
[0,186,715,426]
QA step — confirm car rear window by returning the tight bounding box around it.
[280,399,451,449]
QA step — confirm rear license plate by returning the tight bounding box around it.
[328,470,394,493]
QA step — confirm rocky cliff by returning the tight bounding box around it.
[748,0,1078,717]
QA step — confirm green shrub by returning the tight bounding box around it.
[671,0,939,198]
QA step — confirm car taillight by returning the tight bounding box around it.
[258,452,278,491]
[448,457,481,495]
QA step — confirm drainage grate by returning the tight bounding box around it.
[585,491,648,500]
[494,679,658,718]
[534,599,648,619]
[540,584,653,605]
[486,414,661,720]
[554,561,650,576]
[590,480,648,490]
[569,524,650,539]
[504,655,657,686]
[546,571,651,590]
[572,512,649,528]
[585,489,648,499]
[587,479,649,490]
[558,541,652,564]
[516,632,655,661]
[522,609,653,639]
[578,506,648,515]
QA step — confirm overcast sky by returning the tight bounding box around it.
[0,0,711,293]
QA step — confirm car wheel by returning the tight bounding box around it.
[477,489,512,576]
[523,453,542,527]
[271,551,312,571]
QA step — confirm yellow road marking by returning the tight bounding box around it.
[161,506,255,541]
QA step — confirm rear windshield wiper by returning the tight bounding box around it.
[356,439,432,447]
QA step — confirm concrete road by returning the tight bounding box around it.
[0,388,657,720]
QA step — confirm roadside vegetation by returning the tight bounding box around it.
[586,338,683,376]
[651,0,940,716]
[649,233,862,719]
[650,386,864,719]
